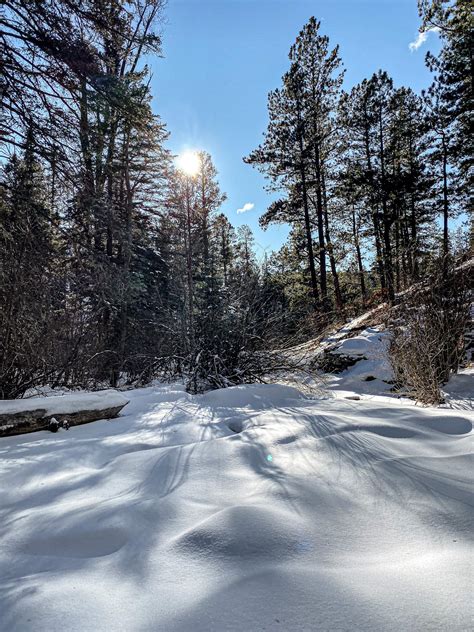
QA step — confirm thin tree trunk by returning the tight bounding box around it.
[50,145,57,216]
[394,216,400,293]
[378,104,395,303]
[105,118,118,258]
[221,228,228,286]
[297,129,320,307]
[79,78,96,247]
[309,66,327,306]
[321,171,343,310]
[410,191,419,280]
[363,107,386,290]
[314,142,328,305]
[185,179,195,350]
[441,133,449,258]
[116,127,133,387]
[407,131,419,281]
[351,207,367,303]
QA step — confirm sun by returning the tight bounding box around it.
[176,150,201,177]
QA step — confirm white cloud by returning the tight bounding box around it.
[409,27,440,52]
[237,202,255,214]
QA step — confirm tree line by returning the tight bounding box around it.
[0,0,471,398]
[246,3,471,310]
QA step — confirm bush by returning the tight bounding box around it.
[389,259,471,405]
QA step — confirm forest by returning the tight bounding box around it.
[0,0,472,399]
[1,2,473,631]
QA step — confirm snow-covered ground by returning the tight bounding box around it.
[322,326,395,398]
[0,361,473,630]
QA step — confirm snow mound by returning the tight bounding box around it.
[198,382,305,409]
[174,505,305,560]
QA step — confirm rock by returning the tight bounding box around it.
[312,350,366,374]
[49,417,60,433]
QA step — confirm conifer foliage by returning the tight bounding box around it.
[246,10,470,317]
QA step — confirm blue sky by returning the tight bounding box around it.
[150,0,441,257]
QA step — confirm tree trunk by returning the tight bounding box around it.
[363,108,386,291]
[378,105,395,303]
[314,142,328,305]
[394,216,401,293]
[441,133,449,258]
[322,171,343,310]
[351,207,367,303]
[185,179,195,350]
[116,127,133,386]
[408,131,419,281]
[297,129,319,308]
[410,191,419,280]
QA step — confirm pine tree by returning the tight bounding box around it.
[245,80,321,308]
[419,0,473,186]
[245,17,343,312]
[289,17,344,307]
[0,131,59,397]
[387,87,435,285]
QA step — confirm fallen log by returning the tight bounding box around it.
[0,390,129,437]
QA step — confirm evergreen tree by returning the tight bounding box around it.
[419,0,473,186]
[387,87,435,285]
[289,17,344,307]
[245,18,343,311]
[0,131,59,397]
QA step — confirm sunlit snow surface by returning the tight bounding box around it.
[0,376,473,631]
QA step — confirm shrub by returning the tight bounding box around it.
[389,259,471,405]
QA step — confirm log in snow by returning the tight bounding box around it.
[0,390,129,437]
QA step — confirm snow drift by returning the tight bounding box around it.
[0,380,472,631]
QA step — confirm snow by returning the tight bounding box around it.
[0,390,129,417]
[442,367,474,410]
[289,305,387,359]
[324,326,395,398]
[0,377,473,631]
[318,326,474,408]
[285,324,395,400]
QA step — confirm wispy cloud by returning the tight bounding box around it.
[237,202,255,214]
[409,27,440,52]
